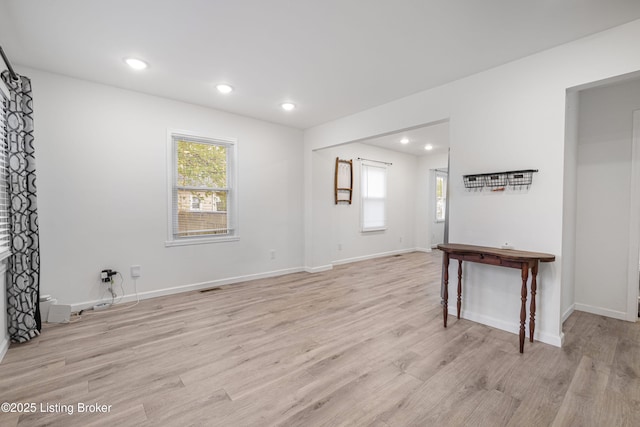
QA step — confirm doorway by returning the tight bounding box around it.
[431,167,448,248]
[309,120,450,268]
[572,78,640,322]
[632,109,640,318]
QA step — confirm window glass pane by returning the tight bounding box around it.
[436,176,443,198]
[436,199,444,221]
[177,190,228,237]
[435,172,447,222]
[177,140,227,188]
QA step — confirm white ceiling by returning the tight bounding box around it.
[2,1,640,129]
[360,121,449,157]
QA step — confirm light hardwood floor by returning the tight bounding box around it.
[0,251,639,426]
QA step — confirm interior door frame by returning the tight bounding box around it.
[626,109,640,321]
[443,148,450,244]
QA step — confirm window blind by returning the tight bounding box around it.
[361,163,387,231]
[0,94,10,253]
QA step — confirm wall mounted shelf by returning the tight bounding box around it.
[463,169,538,191]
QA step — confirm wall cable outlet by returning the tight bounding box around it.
[131,265,141,278]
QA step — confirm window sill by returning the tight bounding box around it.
[165,236,240,247]
[361,227,387,233]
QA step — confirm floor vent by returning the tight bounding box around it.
[200,287,223,293]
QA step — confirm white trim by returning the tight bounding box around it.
[562,303,575,323]
[69,266,304,312]
[415,247,433,253]
[304,265,334,273]
[448,304,563,348]
[627,110,640,322]
[332,248,415,266]
[361,227,387,233]
[165,235,240,247]
[574,303,628,321]
[306,248,429,272]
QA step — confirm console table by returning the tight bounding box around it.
[436,243,555,353]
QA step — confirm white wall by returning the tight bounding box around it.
[574,78,640,320]
[311,143,418,268]
[27,68,304,309]
[304,19,640,347]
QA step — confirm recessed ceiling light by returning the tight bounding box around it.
[424,144,433,151]
[281,102,296,111]
[124,58,148,70]
[216,84,233,94]
[400,138,409,144]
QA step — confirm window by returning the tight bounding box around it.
[361,162,387,232]
[435,170,447,222]
[166,131,238,246]
[0,92,9,257]
[190,195,201,211]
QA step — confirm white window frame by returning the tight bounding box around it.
[435,170,447,223]
[360,161,387,232]
[166,129,239,247]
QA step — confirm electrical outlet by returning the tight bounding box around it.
[100,269,116,283]
[131,265,141,278]
[501,242,514,250]
[338,243,343,251]
[270,250,276,260]
[399,237,403,243]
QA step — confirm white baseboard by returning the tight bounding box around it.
[304,265,333,273]
[574,303,628,321]
[414,247,432,253]
[448,304,562,348]
[69,247,431,311]
[562,304,575,323]
[331,248,417,266]
[70,266,305,312]
[0,335,9,364]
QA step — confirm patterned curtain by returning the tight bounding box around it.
[1,70,41,343]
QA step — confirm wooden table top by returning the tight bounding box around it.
[437,243,555,263]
